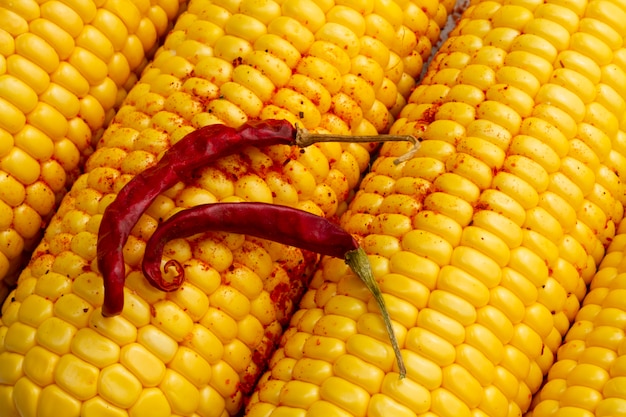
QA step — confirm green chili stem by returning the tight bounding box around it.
[344,247,407,379]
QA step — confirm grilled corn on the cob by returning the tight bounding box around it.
[0,0,184,300]
[245,0,626,415]
[0,0,452,415]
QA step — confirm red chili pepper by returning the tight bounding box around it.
[141,202,358,290]
[97,119,297,317]
[141,201,406,378]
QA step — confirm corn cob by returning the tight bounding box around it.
[0,0,185,300]
[527,218,626,417]
[0,0,453,415]
[245,0,626,416]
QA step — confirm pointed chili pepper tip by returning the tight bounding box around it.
[344,247,407,379]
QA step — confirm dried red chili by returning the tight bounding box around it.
[142,202,358,289]
[142,201,406,378]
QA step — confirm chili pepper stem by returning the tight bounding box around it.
[295,125,420,165]
[344,247,407,379]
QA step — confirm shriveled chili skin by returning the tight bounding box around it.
[142,202,359,291]
[97,120,296,316]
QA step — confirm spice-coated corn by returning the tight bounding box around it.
[528,217,626,417]
[0,0,452,415]
[0,0,184,301]
[246,0,626,416]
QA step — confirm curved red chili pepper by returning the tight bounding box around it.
[142,201,407,378]
[97,120,296,317]
[141,202,358,290]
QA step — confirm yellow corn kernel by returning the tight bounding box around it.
[53,353,99,401]
[37,384,81,417]
[319,376,370,417]
[129,387,172,417]
[120,343,165,386]
[98,363,143,408]
[0,75,38,115]
[87,309,136,348]
[159,369,200,415]
[14,33,59,74]
[70,328,120,369]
